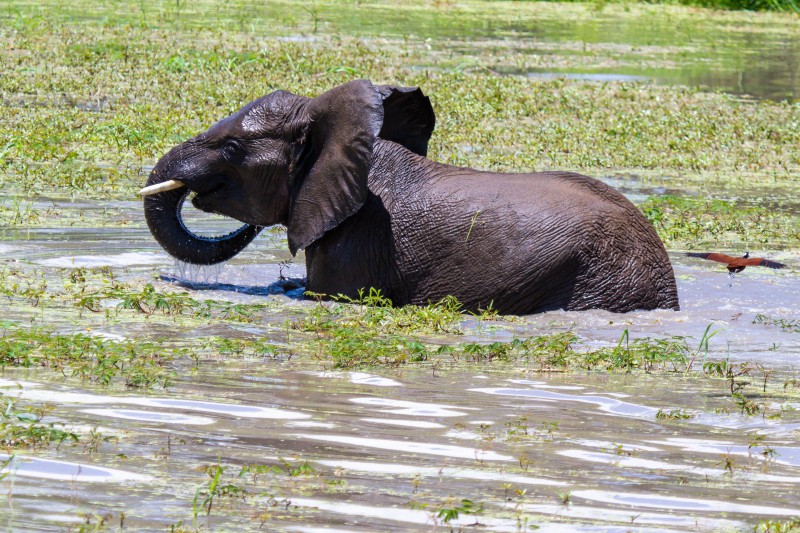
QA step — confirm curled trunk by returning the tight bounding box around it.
[143,185,261,266]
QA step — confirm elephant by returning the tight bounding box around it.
[141,80,679,315]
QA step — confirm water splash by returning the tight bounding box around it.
[169,259,224,285]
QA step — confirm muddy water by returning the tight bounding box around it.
[0,182,798,531]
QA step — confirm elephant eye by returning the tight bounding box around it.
[221,139,243,159]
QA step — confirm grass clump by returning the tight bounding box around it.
[754,314,800,334]
[679,0,800,12]
[70,279,270,323]
[656,408,695,420]
[0,323,174,388]
[293,290,466,368]
[3,1,800,202]
[755,519,800,532]
[0,395,79,450]
[315,327,430,369]
[200,337,282,361]
[444,329,691,372]
[297,289,464,335]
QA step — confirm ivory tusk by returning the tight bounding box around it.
[138,180,186,196]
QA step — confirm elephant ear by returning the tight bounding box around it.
[287,80,383,255]
[376,85,436,156]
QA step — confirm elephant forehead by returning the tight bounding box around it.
[241,91,307,134]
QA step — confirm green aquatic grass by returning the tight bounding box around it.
[756,519,800,533]
[2,3,800,530]
[0,323,175,388]
[0,395,79,450]
[754,314,800,334]
[641,195,800,248]
[2,1,800,204]
[298,289,465,335]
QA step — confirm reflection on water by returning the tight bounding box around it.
[0,454,149,483]
[294,433,514,461]
[3,352,799,529]
[573,489,800,516]
[472,387,661,418]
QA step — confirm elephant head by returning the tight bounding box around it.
[141,80,435,265]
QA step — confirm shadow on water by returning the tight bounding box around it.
[160,272,307,299]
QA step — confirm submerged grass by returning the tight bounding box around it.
[0,394,79,450]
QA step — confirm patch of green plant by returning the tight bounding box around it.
[0,324,174,388]
[193,462,248,522]
[755,519,800,532]
[754,314,800,334]
[297,289,464,335]
[702,359,796,417]
[201,337,282,361]
[3,0,800,204]
[295,290,485,368]
[497,416,560,443]
[578,329,692,373]
[656,408,695,420]
[435,498,483,524]
[641,195,800,247]
[0,394,79,450]
[70,279,269,323]
[440,329,691,373]
[444,333,576,366]
[74,282,205,317]
[239,459,318,480]
[187,458,317,528]
[682,0,800,13]
[315,325,430,369]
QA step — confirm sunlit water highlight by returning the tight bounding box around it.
[0,454,150,483]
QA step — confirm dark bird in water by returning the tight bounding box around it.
[686,252,786,273]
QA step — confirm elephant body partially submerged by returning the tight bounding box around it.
[142,80,679,314]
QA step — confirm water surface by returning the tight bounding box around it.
[1,179,798,530]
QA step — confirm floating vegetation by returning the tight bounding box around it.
[655,408,695,420]
[754,314,800,334]
[756,519,800,533]
[297,289,465,335]
[0,395,79,450]
[641,195,800,248]
[2,1,800,204]
[0,323,174,388]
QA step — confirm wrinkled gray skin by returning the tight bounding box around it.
[144,80,679,314]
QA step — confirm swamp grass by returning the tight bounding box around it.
[1,1,799,453]
[2,272,798,455]
[3,0,800,252]
[2,1,800,198]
